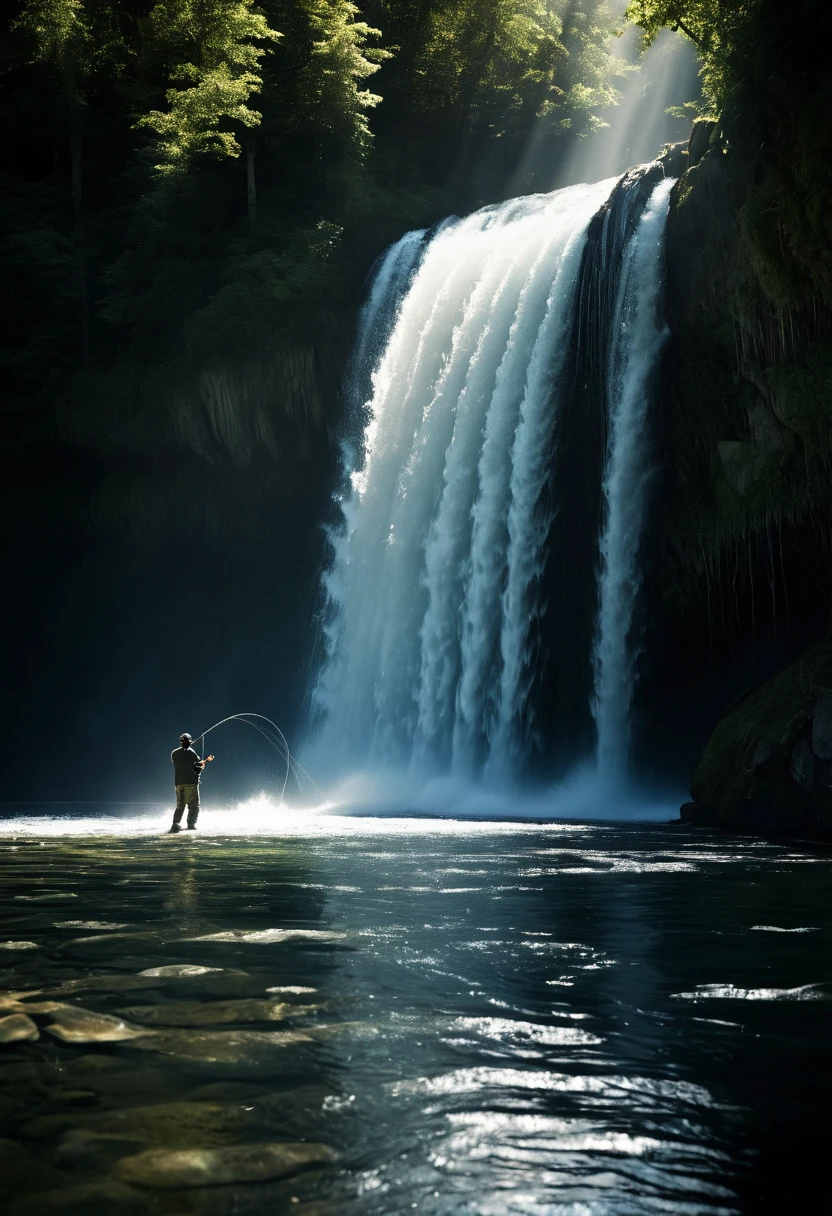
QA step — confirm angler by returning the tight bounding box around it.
[169,733,214,833]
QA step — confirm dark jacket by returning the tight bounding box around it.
[171,746,202,785]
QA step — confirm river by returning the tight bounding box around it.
[0,809,829,1214]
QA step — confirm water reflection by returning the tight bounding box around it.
[0,821,829,1214]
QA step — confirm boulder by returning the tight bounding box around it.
[114,1141,336,1189]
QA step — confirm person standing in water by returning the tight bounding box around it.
[169,733,214,833]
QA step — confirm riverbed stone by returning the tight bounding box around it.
[0,1014,40,1043]
[14,894,78,904]
[0,942,38,952]
[44,1004,155,1044]
[114,1141,337,1188]
[9,1179,151,1216]
[0,1136,66,1191]
[0,1061,60,1085]
[811,692,832,759]
[54,1128,151,1172]
[23,1087,332,1147]
[138,965,224,978]
[114,999,319,1027]
[189,929,346,945]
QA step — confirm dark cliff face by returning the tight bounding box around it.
[654,116,832,830]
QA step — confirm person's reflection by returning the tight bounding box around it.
[163,854,201,928]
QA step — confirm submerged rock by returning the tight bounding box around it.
[54,1129,151,1172]
[189,929,346,945]
[14,894,78,904]
[114,999,319,1027]
[266,986,317,995]
[44,1005,155,1044]
[127,1026,317,1064]
[114,1141,337,1188]
[54,921,129,931]
[0,1014,39,1043]
[0,1136,66,1193]
[138,965,224,978]
[23,1086,334,1148]
[9,1179,150,1216]
[0,942,38,951]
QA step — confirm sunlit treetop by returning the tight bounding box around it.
[141,0,281,176]
[624,0,760,112]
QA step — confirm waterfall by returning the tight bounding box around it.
[311,168,675,792]
[592,178,674,776]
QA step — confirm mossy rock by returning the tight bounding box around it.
[765,340,832,433]
[691,638,832,824]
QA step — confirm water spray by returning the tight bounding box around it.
[193,713,325,803]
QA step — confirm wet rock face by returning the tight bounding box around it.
[686,639,832,830]
[811,692,832,759]
[113,1141,337,1188]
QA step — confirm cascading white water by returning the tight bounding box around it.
[312,169,675,793]
[592,178,674,776]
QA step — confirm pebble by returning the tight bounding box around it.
[114,1141,337,1188]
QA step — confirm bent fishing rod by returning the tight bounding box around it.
[192,712,325,803]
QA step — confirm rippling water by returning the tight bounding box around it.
[0,808,830,1214]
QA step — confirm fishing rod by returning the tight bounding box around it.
[193,713,325,803]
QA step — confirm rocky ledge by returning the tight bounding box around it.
[682,637,832,831]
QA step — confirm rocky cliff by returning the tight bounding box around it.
[662,114,832,830]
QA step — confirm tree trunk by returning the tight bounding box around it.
[70,99,90,362]
[247,133,256,227]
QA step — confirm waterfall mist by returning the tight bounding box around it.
[308,166,679,818]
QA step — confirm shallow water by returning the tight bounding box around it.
[0,810,830,1214]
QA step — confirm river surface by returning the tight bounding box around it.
[0,808,830,1215]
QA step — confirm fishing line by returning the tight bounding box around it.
[192,712,325,803]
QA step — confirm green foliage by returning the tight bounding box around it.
[1,0,631,536]
[624,0,758,113]
[141,0,281,175]
[302,0,388,156]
